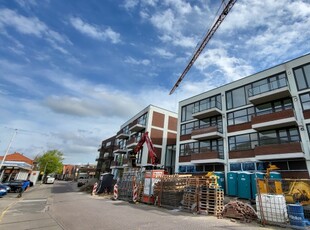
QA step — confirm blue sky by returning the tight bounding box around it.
[0,0,309,165]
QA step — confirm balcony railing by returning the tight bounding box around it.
[249,78,288,97]
[193,100,222,115]
[248,78,291,104]
[129,119,146,132]
[252,109,297,131]
[191,125,223,140]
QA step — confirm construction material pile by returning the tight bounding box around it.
[220,200,258,222]
[118,168,143,202]
[153,175,189,209]
[182,175,224,216]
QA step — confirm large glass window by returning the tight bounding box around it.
[180,139,223,157]
[227,107,255,125]
[138,113,147,126]
[181,103,194,122]
[193,94,221,113]
[226,86,250,110]
[229,133,258,151]
[300,93,310,110]
[294,63,310,90]
[180,122,194,135]
[259,127,300,145]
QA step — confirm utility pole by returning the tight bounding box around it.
[0,129,18,182]
[41,161,50,184]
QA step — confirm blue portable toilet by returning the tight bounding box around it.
[227,172,238,196]
[251,172,265,199]
[214,172,225,192]
[238,172,252,199]
[270,172,281,179]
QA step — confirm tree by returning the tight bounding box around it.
[37,150,64,176]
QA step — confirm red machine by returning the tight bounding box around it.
[129,131,159,167]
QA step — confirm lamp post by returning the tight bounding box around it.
[0,129,18,182]
[41,161,50,184]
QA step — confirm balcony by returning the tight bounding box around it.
[229,149,255,159]
[191,125,223,140]
[252,109,297,131]
[126,137,139,149]
[192,101,222,119]
[113,148,127,154]
[116,130,129,139]
[110,160,123,168]
[129,120,146,133]
[248,78,291,104]
[254,142,303,160]
[190,149,223,163]
[179,155,191,163]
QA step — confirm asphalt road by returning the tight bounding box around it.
[0,181,282,230]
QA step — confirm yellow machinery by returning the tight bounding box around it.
[258,164,283,194]
[257,164,310,205]
[285,181,310,205]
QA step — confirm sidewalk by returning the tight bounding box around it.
[0,185,36,221]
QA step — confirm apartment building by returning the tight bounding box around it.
[176,53,310,179]
[110,105,178,178]
[96,135,117,178]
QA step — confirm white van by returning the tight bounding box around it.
[77,174,89,187]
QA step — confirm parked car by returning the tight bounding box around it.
[3,180,25,193]
[44,176,55,184]
[0,184,8,197]
[0,183,11,192]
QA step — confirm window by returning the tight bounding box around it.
[181,103,194,122]
[227,107,255,125]
[249,72,288,96]
[193,94,222,113]
[230,163,241,171]
[229,133,258,151]
[294,63,310,90]
[259,127,300,146]
[180,139,223,157]
[138,113,147,126]
[181,122,194,135]
[255,98,293,116]
[300,93,310,110]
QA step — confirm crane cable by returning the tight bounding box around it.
[169,0,237,95]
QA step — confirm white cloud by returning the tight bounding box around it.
[0,8,70,53]
[153,48,174,59]
[124,56,151,65]
[69,17,121,44]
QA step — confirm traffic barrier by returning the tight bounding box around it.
[92,182,98,196]
[133,183,138,203]
[113,184,118,200]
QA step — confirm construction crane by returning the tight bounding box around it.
[169,0,237,95]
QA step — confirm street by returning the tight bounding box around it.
[0,181,280,230]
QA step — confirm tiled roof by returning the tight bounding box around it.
[0,152,33,165]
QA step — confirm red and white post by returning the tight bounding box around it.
[113,184,118,200]
[132,182,138,203]
[92,182,98,196]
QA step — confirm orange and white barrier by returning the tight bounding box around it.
[113,184,118,200]
[92,182,98,196]
[133,183,138,203]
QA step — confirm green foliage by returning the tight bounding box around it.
[37,150,64,175]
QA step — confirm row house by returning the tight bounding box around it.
[109,105,178,178]
[177,53,310,179]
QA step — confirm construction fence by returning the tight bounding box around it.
[256,178,310,229]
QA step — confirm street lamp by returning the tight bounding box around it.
[41,161,50,184]
[0,129,18,182]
